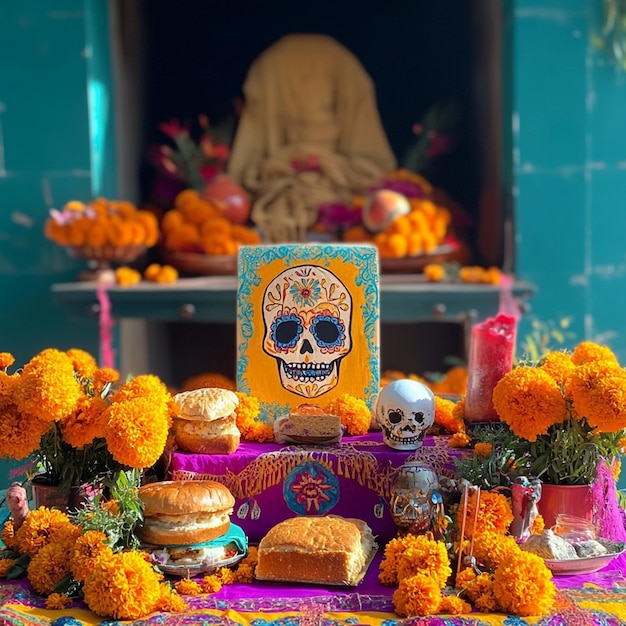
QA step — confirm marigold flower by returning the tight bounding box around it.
[27,541,72,594]
[1,520,16,551]
[61,395,109,448]
[15,348,83,424]
[93,367,120,395]
[474,442,493,458]
[566,360,626,432]
[324,393,371,435]
[0,353,15,370]
[392,572,442,617]
[104,396,170,468]
[457,490,513,539]
[434,395,465,433]
[161,209,185,234]
[233,562,255,583]
[0,401,51,459]
[492,366,566,441]
[449,432,471,447]
[174,577,203,595]
[46,593,73,610]
[183,372,236,391]
[440,595,472,615]
[471,530,521,569]
[465,572,498,612]
[424,264,446,282]
[83,550,163,620]
[71,530,114,582]
[156,583,188,613]
[115,266,142,287]
[539,350,575,387]
[571,340,618,365]
[492,551,556,616]
[216,566,236,584]
[454,567,477,589]
[66,348,98,380]
[14,507,74,557]
[531,514,545,534]
[200,575,223,593]
[0,559,15,577]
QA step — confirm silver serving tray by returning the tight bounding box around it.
[157,550,246,578]
[544,539,625,575]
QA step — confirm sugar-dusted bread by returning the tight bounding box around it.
[255,515,377,585]
[274,403,343,444]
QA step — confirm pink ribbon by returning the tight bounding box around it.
[96,281,116,369]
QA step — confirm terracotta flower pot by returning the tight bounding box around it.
[30,479,101,513]
[536,483,594,530]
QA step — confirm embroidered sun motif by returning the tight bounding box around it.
[283,460,340,515]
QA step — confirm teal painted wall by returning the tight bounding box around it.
[0,1,117,484]
[513,0,626,362]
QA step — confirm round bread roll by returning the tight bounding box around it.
[172,387,241,454]
[174,387,239,422]
[137,480,235,546]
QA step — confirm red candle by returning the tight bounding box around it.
[464,313,517,422]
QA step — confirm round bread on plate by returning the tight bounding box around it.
[136,480,235,546]
[172,387,241,454]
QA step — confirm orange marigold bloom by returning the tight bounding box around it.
[0,401,51,459]
[531,513,545,534]
[0,353,15,370]
[46,593,73,610]
[15,348,83,424]
[183,372,236,391]
[440,595,472,615]
[62,395,109,448]
[342,225,371,242]
[0,559,15,577]
[156,583,188,613]
[457,490,513,539]
[174,189,202,212]
[539,350,575,387]
[465,572,498,612]
[448,432,471,447]
[424,264,446,282]
[164,222,200,252]
[392,572,442,617]
[115,266,142,287]
[394,536,452,588]
[492,366,566,441]
[93,367,120,395]
[83,551,163,620]
[572,340,618,365]
[492,551,556,617]
[474,442,493,458]
[566,360,626,432]
[161,209,185,234]
[471,530,521,569]
[324,393,372,435]
[1,520,16,551]
[104,396,170,468]
[233,562,255,583]
[200,575,222,593]
[71,530,114,582]
[174,577,203,595]
[66,348,98,380]
[27,542,72,595]
[434,395,465,433]
[454,567,477,589]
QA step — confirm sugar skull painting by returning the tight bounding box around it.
[237,244,380,420]
[262,264,352,398]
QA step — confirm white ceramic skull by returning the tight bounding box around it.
[375,379,435,450]
[262,264,352,398]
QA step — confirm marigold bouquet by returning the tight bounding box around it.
[0,348,174,495]
[491,341,626,485]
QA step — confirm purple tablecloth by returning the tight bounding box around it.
[168,432,467,543]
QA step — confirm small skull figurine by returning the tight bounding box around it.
[376,379,434,450]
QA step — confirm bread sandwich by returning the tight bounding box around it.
[274,403,343,444]
[136,480,245,570]
[172,387,241,454]
[255,515,377,585]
